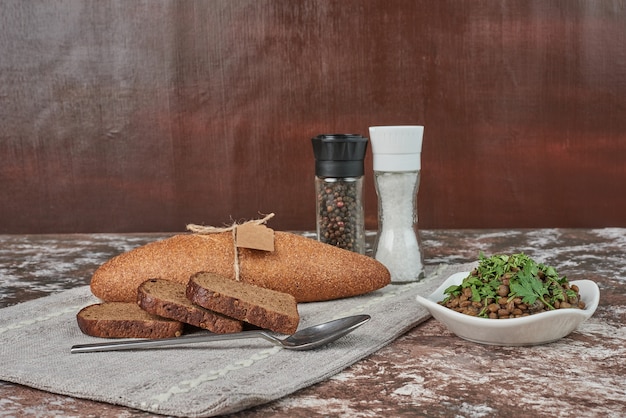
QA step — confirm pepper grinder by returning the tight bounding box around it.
[369,126,425,282]
[311,134,368,254]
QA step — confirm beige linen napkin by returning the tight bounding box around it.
[0,263,473,417]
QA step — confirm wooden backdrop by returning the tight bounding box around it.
[1,0,625,233]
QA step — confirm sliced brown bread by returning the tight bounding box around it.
[90,231,391,303]
[76,302,184,339]
[186,272,300,334]
[137,278,243,334]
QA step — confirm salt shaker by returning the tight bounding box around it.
[369,126,425,282]
[311,134,368,254]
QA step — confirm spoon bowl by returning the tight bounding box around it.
[280,314,371,350]
[71,314,371,353]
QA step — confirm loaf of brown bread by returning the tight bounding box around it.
[186,272,299,334]
[90,231,391,303]
[137,278,243,334]
[76,302,184,339]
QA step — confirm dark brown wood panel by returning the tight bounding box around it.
[1,1,625,233]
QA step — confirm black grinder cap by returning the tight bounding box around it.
[311,134,368,178]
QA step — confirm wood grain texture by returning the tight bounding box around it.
[1,1,625,233]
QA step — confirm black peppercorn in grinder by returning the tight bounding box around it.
[311,134,368,254]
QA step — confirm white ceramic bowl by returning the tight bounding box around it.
[415,272,600,346]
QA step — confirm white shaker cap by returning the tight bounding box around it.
[369,125,424,171]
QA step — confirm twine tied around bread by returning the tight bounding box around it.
[186,213,275,281]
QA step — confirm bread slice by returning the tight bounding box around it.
[186,272,300,334]
[90,231,391,303]
[137,278,243,334]
[76,302,183,339]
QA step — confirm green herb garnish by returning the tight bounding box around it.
[441,252,582,318]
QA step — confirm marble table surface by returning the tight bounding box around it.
[1,229,624,417]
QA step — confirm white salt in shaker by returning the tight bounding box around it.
[369,126,425,282]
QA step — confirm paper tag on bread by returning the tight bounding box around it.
[235,223,275,251]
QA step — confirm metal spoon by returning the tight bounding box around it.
[70,314,371,353]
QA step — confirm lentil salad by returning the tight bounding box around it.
[439,253,585,319]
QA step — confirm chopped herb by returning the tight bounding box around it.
[440,253,585,318]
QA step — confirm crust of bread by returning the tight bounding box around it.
[90,231,390,303]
